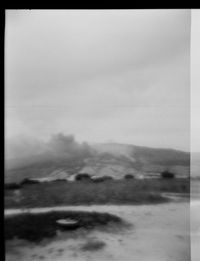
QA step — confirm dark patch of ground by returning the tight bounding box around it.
[5,210,126,243]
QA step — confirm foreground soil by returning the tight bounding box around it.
[5,198,190,261]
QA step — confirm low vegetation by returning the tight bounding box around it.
[21,178,40,185]
[92,176,113,183]
[4,183,22,190]
[4,178,189,209]
[75,173,91,181]
[5,210,124,243]
[161,170,175,179]
[124,174,135,179]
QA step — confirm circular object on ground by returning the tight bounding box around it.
[56,218,79,229]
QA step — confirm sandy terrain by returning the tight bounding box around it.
[5,200,190,261]
[191,200,200,261]
[191,180,200,261]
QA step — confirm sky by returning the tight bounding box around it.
[5,9,191,151]
[191,9,200,152]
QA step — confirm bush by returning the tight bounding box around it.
[21,178,40,185]
[75,173,91,181]
[124,174,135,180]
[52,179,68,183]
[4,183,21,190]
[92,176,113,183]
[161,171,175,179]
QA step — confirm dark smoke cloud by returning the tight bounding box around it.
[5,133,94,170]
[45,133,92,159]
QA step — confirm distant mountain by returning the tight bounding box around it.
[86,143,190,178]
[191,152,200,178]
[5,142,190,183]
[93,143,189,166]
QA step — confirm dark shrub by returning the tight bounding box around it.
[52,179,68,183]
[92,176,113,183]
[21,178,40,185]
[161,171,175,179]
[75,173,91,181]
[124,174,135,180]
[4,183,21,190]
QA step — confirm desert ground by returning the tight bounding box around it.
[5,196,190,261]
[191,200,200,261]
[191,180,200,261]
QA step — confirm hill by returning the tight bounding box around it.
[5,142,190,184]
[191,152,200,178]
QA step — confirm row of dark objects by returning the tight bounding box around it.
[4,171,176,191]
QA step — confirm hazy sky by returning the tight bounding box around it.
[191,10,200,152]
[5,9,191,151]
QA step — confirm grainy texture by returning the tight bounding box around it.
[4,179,190,208]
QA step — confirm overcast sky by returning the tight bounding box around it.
[191,9,200,152]
[5,9,191,151]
